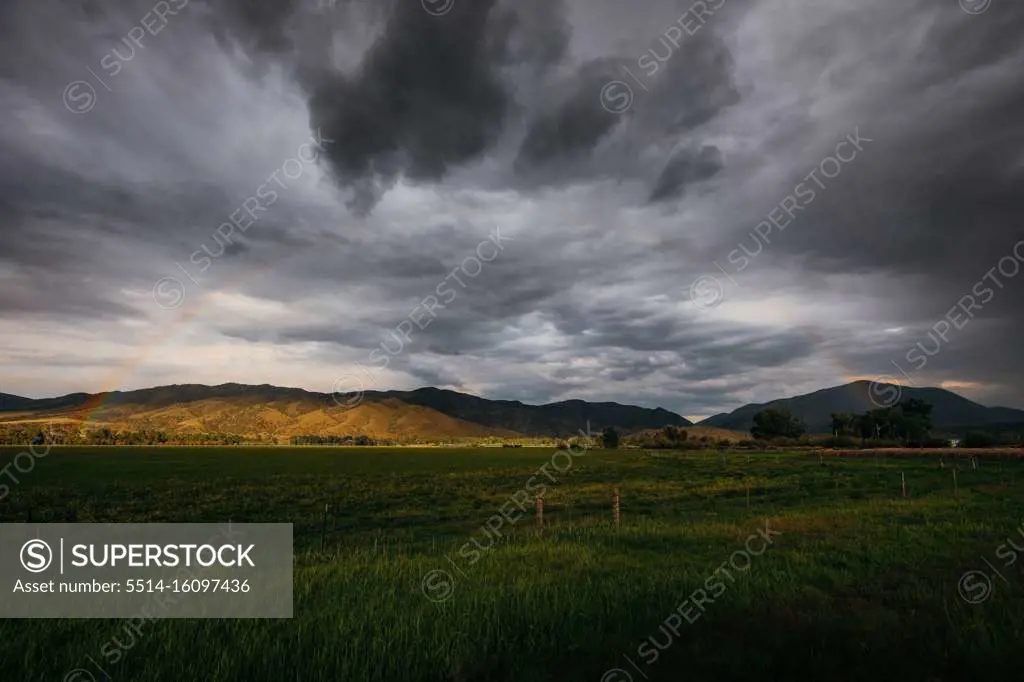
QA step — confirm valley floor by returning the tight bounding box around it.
[0,446,1021,681]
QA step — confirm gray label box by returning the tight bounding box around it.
[0,523,292,618]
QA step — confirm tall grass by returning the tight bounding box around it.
[0,447,1021,681]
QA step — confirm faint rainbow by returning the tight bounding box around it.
[78,256,288,425]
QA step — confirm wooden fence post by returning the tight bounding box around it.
[536,494,544,533]
[901,471,907,498]
[953,469,959,498]
[613,487,620,529]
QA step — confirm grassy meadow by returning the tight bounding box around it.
[0,445,1022,681]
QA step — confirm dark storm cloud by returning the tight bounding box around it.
[512,27,739,191]
[541,300,814,376]
[666,0,1024,413]
[648,145,723,203]
[514,59,627,169]
[714,2,1024,373]
[2,0,1024,417]
[305,0,571,215]
[210,0,300,54]
[0,151,229,248]
[487,0,572,70]
[713,1,1024,285]
[629,31,740,135]
[0,274,139,320]
[234,232,811,402]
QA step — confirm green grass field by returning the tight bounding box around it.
[1,445,1022,681]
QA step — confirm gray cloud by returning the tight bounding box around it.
[514,59,627,170]
[0,0,1022,418]
[648,145,723,203]
[305,0,570,214]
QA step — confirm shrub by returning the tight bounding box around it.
[601,427,620,449]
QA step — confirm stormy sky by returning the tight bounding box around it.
[1,0,1023,418]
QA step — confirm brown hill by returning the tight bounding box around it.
[0,383,689,442]
[0,395,517,442]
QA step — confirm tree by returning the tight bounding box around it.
[899,398,933,445]
[602,427,620,449]
[660,426,688,447]
[830,412,852,437]
[867,408,895,439]
[750,408,805,440]
[663,426,688,442]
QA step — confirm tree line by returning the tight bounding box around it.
[749,399,1023,447]
[289,435,380,446]
[826,398,934,445]
[0,424,245,446]
[749,399,935,445]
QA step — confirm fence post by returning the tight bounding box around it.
[901,471,907,498]
[536,494,544,534]
[953,469,958,498]
[613,487,620,530]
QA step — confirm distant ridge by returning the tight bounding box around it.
[383,387,691,436]
[0,383,690,440]
[702,380,1024,434]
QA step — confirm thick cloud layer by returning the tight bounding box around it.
[1,0,1023,417]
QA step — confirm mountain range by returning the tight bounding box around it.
[0,384,691,441]
[1,380,1021,441]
